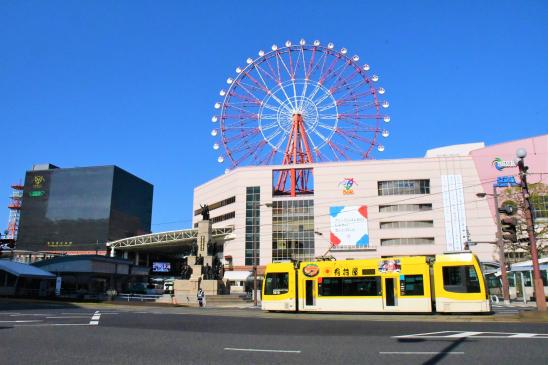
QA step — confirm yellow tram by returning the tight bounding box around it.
[262,253,491,313]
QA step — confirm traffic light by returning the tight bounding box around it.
[501,217,518,243]
[498,204,518,243]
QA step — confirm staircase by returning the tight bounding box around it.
[202,293,255,308]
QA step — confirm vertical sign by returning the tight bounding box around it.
[442,175,467,251]
[55,276,62,296]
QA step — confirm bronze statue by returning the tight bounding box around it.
[200,204,210,221]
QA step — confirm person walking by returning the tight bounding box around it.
[197,288,206,307]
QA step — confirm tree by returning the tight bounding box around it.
[499,182,547,262]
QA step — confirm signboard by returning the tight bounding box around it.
[55,277,62,296]
[492,157,516,171]
[495,176,519,188]
[303,264,319,277]
[378,259,401,273]
[338,178,357,195]
[329,206,369,247]
[152,262,171,273]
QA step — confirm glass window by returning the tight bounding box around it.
[379,204,433,213]
[380,221,434,229]
[377,180,430,196]
[522,271,532,287]
[245,186,260,266]
[442,266,481,293]
[401,275,424,296]
[264,273,289,295]
[541,270,547,286]
[272,199,315,262]
[380,238,435,246]
[318,277,381,296]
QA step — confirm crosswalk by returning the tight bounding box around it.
[492,304,533,315]
[0,310,117,327]
[393,330,548,339]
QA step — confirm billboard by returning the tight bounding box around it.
[152,262,171,273]
[329,206,369,247]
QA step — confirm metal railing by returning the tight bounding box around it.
[116,293,163,302]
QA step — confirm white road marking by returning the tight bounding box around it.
[394,331,548,339]
[14,323,94,327]
[224,347,301,353]
[0,320,42,323]
[46,316,89,319]
[89,311,101,326]
[380,352,464,355]
[9,314,48,317]
[446,331,482,338]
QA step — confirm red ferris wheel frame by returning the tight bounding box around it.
[211,40,391,196]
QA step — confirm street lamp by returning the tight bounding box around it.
[476,190,511,305]
[515,148,547,312]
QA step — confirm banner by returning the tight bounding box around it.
[329,206,369,247]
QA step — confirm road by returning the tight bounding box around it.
[0,301,546,365]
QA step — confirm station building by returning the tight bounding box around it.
[193,135,547,274]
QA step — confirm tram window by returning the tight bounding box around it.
[541,270,547,286]
[507,272,515,287]
[264,273,289,295]
[319,277,381,296]
[401,275,424,296]
[522,271,532,287]
[442,266,481,293]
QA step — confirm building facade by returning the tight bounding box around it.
[193,135,547,272]
[16,164,153,254]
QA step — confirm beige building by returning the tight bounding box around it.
[193,141,518,273]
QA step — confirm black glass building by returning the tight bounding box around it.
[16,164,153,252]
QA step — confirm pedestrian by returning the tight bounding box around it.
[197,288,206,307]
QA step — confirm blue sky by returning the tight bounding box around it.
[1,1,547,233]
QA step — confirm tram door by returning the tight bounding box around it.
[305,280,315,307]
[384,278,396,307]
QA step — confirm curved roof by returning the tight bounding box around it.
[107,227,234,251]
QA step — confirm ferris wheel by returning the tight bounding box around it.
[211,39,391,174]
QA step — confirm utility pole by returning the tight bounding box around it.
[516,148,546,312]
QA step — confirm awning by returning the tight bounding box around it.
[223,271,252,281]
[0,260,55,278]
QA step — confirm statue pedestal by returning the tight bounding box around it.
[201,280,222,295]
[173,278,200,306]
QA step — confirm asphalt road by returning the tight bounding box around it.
[0,301,546,365]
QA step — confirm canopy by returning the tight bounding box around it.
[223,271,252,281]
[0,259,55,278]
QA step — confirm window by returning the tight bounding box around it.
[401,275,424,296]
[380,221,434,229]
[378,180,430,196]
[264,273,289,295]
[379,204,432,213]
[272,168,314,196]
[442,266,481,293]
[531,194,547,219]
[522,271,532,287]
[318,277,381,296]
[272,199,315,262]
[245,187,260,266]
[380,237,435,246]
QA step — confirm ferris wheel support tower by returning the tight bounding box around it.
[276,113,314,196]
